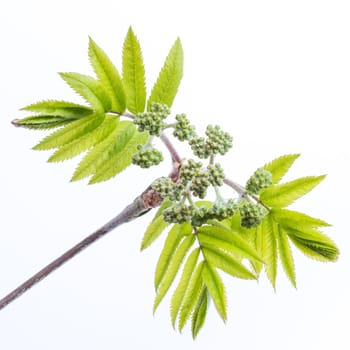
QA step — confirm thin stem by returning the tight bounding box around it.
[109,111,135,119]
[0,187,161,311]
[160,131,182,165]
[214,186,225,203]
[223,178,246,197]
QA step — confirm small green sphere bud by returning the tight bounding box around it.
[189,137,210,159]
[132,147,163,168]
[239,200,267,228]
[190,171,210,199]
[207,163,225,186]
[180,159,202,183]
[163,203,196,224]
[173,114,196,141]
[205,125,233,156]
[246,168,273,195]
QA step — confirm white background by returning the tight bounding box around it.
[0,0,349,349]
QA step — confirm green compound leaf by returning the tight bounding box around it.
[263,154,300,184]
[191,286,208,339]
[88,124,148,184]
[147,38,183,108]
[202,247,256,280]
[122,27,146,114]
[48,115,118,162]
[276,225,296,288]
[202,262,227,322]
[286,227,339,262]
[33,113,105,151]
[21,100,93,118]
[260,214,278,289]
[14,115,76,130]
[271,208,331,229]
[171,247,201,327]
[260,175,326,208]
[88,37,126,112]
[198,225,263,264]
[141,213,170,252]
[153,235,195,313]
[154,223,192,289]
[60,72,111,112]
[179,261,204,332]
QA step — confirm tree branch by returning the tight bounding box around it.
[0,186,162,311]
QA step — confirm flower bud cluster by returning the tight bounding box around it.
[132,145,163,168]
[246,168,273,195]
[238,199,267,228]
[179,159,202,183]
[134,103,170,136]
[207,163,225,186]
[173,114,196,141]
[151,177,183,201]
[190,171,210,199]
[189,125,233,159]
[163,203,196,224]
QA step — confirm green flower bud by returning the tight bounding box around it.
[246,168,273,195]
[238,199,267,228]
[163,203,196,224]
[132,147,163,168]
[207,163,225,186]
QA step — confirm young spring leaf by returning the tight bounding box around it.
[147,38,183,108]
[201,247,256,280]
[153,235,195,313]
[33,113,104,151]
[276,225,296,288]
[263,154,300,184]
[260,175,326,208]
[21,100,93,118]
[60,72,111,112]
[48,115,118,162]
[202,262,227,322]
[171,247,201,327]
[122,27,146,114]
[178,261,204,332]
[88,38,126,112]
[14,115,75,130]
[141,213,170,251]
[191,286,208,339]
[154,222,192,289]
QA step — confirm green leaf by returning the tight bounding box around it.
[88,38,126,112]
[191,286,208,339]
[60,72,111,112]
[70,119,128,181]
[171,247,200,327]
[251,225,264,275]
[179,261,204,332]
[198,225,263,263]
[271,208,331,229]
[48,115,118,162]
[21,100,93,118]
[155,222,192,289]
[202,262,227,322]
[33,113,104,150]
[14,115,75,130]
[276,225,296,288]
[153,235,195,313]
[286,227,339,262]
[141,214,170,251]
[88,125,148,184]
[260,175,326,208]
[263,154,300,184]
[202,247,256,280]
[260,214,278,288]
[122,27,146,114]
[147,38,183,108]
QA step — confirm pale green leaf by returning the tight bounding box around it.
[202,262,227,322]
[89,38,126,112]
[21,100,92,118]
[251,225,263,276]
[147,38,183,108]
[153,235,195,313]
[153,199,172,220]
[263,154,300,184]
[15,116,75,130]
[191,286,208,339]
[60,72,111,112]
[286,227,339,262]
[271,208,331,229]
[48,115,118,162]
[179,261,204,332]
[276,225,296,288]
[89,126,148,184]
[122,27,146,114]
[33,113,104,150]
[260,214,278,288]
[198,225,263,263]
[260,175,326,208]
[71,120,129,181]
[171,247,200,327]
[155,222,192,289]
[141,214,170,251]
[202,247,256,280]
